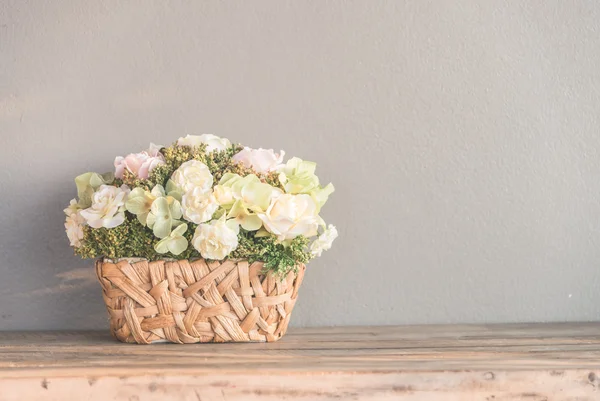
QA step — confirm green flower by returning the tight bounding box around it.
[227,200,263,231]
[125,185,162,225]
[311,183,335,210]
[125,188,152,225]
[278,157,334,210]
[165,179,184,202]
[154,223,189,255]
[218,173,243,195]
[218,173,280,231]
[74,172,115,208]
[131,185,183,239]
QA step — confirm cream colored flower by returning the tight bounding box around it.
[192,218,239,260]
[80,185,130,229]
[213,185,235,208]
[65,213,85,248]
[310,224,338,257]
[182,187,219,224]
[64,198,80,217]
[170,160,213,193]
[64,199,85,247]
[258,193,319,241]
[177,134,232,152]
[114,143,165,180]
[232,147,285,173]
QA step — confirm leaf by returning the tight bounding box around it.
[75,172,111,206]
[311,183,335,210]
[78,187,94,209]
[101,172,115,184]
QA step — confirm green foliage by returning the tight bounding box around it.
[162,143,207,170]
[74,219,310,274]
[204,145,244,182]
[75,217,158,260]
[125,218,163,259]
[262,171,284,190]
[147,164,174,189]
[117,165,173,192]
[230,230,311,277]
[75,222,130,260]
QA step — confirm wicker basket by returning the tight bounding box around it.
[95,258,305,344]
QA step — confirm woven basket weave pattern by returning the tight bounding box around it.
[96,258,305,344]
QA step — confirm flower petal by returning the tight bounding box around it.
[168,236,188,255]
[152,217,172,239]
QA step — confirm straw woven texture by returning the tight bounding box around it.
[95,258,305,344]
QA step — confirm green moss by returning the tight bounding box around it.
[262,171,284,190]
[230,230,311,277]
[125,218,162,260]
[75,217,155,260]
[147,164,174,189]
[75,223,131,259]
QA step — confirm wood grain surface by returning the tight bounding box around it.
[1,323,600,400]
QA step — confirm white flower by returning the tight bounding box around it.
[114,143,165,180]
[310,225,338,257]
[192,218,239,260]
[170,160,213,193]
[80,185,130,229]
[64,199,85,248]
[182,187,219,224]
[232,147,285,174]
[258,193,319,241]
[177,134,232,152]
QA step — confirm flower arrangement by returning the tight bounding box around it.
[64,135,337,276]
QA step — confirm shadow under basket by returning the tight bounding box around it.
[95,258,306,344]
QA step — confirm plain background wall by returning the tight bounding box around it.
[1,1,600,330]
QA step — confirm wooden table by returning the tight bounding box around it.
[1,323,600,400]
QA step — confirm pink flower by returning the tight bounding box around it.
[231,147,285,174]
[114,143,165,180]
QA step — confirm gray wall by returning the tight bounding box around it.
[2,1,600,330]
